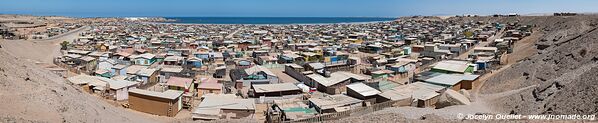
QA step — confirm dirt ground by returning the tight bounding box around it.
[0,26,89,64]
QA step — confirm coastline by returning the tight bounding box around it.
[147,20,396,26]
[153,17,397,25]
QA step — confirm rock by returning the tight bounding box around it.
[444,89,471,105]
[459,89,472,101]
[535,42,551,50]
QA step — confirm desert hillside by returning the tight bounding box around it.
[0,45,162,122]
[478,15,598,115]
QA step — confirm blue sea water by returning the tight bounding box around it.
[163,17,396,24]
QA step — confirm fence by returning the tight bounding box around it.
[256,95,304,104]
[282,99,400,123]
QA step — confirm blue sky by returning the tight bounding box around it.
[1,0,598,17]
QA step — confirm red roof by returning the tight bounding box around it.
[197,77,221,90]
[166,76,193,88]
[198,82,222,90]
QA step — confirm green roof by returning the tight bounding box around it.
[465,66,474,73]
[284,107,317,114]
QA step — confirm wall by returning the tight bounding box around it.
[319,80,349,95]
[252,90,302,97]
[451,82,462,91]
[461,80,473,90]
[128,93,180,117]
[285,66,309,83]
[197,89,221,97]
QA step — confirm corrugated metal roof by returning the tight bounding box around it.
[421,73,480,86]
[193,94,255,118]
[135,53,155,59]
[166,76,193,88]
[67,74,102,85]
[245,65,276,77]
[346,83,381,97]
[252,83,301,93]
[126,65,148,74]
[307,71,370,87]
[432,60,469,73]
[308,94,362,110]
[423,74,464,86]
[129,89,183,100]
[136,68,157,77]
[379,82,445,101]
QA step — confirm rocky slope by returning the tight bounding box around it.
[477,15,598,115]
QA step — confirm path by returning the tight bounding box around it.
[0,26,90,63]
[226,27,243,39]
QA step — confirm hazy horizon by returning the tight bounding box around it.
[2,0,598,17]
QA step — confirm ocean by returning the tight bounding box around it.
[163,17,396,24]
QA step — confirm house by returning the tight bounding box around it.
[128,89,184,117]
[67,74,107,93]
[166,76,194,93]
[163,56,184,65]
[278,53,304,64]
[305,71,369,94]
[213,66,226,78]
[125,65,147,76]
[97,59,117,73]
[113,51,132,65]
[194,51,210,61]
[256,55,278,65]
[370,70,394,81]
[98,77,138,101]
[136,68,159,85]
[471,47,498,60]
[430,60,474,74]
[304,62,325,72]
[231,65,279,89]
[80,56,97,74]
[197,77,222,97]
[308,94,363,113]
[385,58,418,77]
[95,69,112,78]
[111,64,128,76]
[252,50,269,58]
[236,60,253,69]
[420,44,451,59]
[299,52,320,62]
[249,83,302,97]
[192,94,256,120]
[377,82,445,108]
[210,52,225,62]
[159,66,185,82]
[266,99,318,121]
[284,64,311,83]
[134,53,156,66]
[187,57,203,68]
[346,83,381,104]
[416,72,480,90]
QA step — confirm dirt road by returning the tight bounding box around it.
[0,26,90,64]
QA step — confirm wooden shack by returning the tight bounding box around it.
[128,89,184,117]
